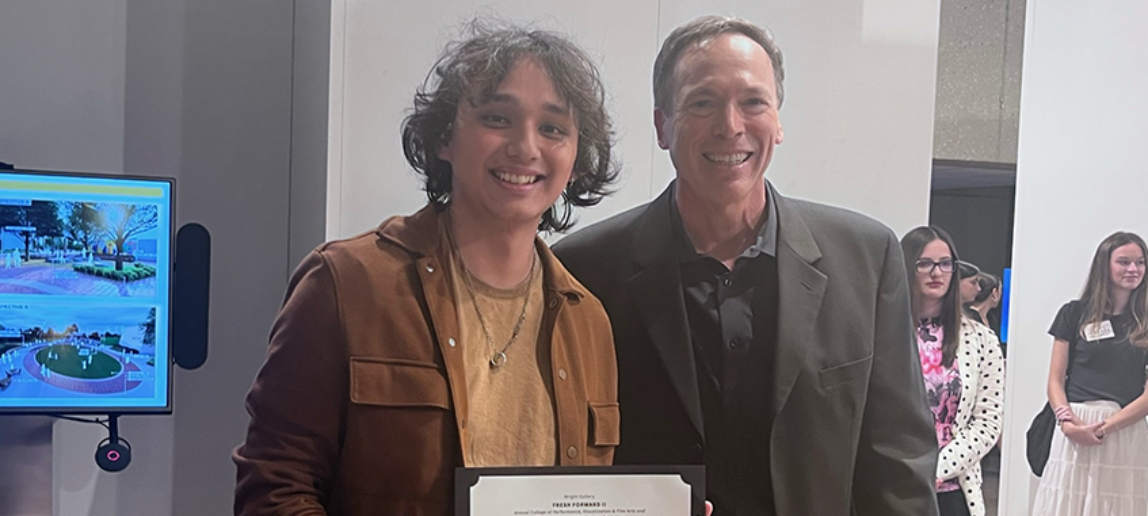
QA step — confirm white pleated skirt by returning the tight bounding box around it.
[1032,400,1148,516]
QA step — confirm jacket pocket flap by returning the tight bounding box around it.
[350,357,451,409]
[818,354,873,389]
[588,401,620,446]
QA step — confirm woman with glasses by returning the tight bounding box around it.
[901,226,1003,516]
[1033,232,1148,516]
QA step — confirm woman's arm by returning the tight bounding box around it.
[1047,337,1106,445]
[1046,338,1072,411]
[1096,378,1148,438]
[936,326,1004,481]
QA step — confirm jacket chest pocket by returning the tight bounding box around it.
[350,357,451,409]
[583,401,620,465]
[343,357,456,496]
[589,401,620,446]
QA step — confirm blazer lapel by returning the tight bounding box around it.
[773,193,827,419]
[626,185,705,438]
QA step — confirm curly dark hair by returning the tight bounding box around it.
[401,20,618,233]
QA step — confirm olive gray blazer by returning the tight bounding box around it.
[554,182,939,516]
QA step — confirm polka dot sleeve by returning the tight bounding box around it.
[935,321,1005,481]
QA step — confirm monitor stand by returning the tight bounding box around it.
[0,416,53,515]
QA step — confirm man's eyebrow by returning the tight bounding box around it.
[544,102,571,116]
[483,93,571,116]
[739,87,777,103]
[485,93,514,104]
[679,85,776,100]
[680,86,716,97]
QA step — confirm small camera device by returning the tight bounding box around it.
[95,436,132,472]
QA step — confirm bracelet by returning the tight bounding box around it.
[1099,420,1115,438]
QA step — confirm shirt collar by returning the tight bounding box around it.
[670,180,779,263]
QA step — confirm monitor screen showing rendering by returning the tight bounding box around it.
[0,169,173,413]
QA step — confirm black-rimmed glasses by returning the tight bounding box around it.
[916,259,955,274]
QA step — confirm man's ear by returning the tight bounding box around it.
[654,109,670,150]
[436,120,455,162]
[437,139,452,162]
[776,119,785,145]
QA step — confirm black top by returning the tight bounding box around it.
[1050,300,1148,407]
[671,187,780,516]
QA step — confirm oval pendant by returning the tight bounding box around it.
[490,351,508,369]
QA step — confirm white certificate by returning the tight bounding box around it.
[455,466,704,516]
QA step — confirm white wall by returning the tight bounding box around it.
[0,0,126,172]
[998,2,1148,515]
[0,1,329,515]
[167,3,297,515]
[328,0,940,240]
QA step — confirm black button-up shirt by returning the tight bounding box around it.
[670,183,781,516]
[672,183,779,392]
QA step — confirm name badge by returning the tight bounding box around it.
[1083,320,1116,342]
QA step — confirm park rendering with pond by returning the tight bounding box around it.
[0,305,157,401]
[0,200,160,297]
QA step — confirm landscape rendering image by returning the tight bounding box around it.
[0,305,158,401]
[0,200,161,297]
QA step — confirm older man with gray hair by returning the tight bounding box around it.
[556,15,939,516]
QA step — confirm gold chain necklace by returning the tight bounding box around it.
[447,217,538,369]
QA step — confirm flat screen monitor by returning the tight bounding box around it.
[0,169,174,413]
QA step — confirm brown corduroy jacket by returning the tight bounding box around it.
[234,205,619,516]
